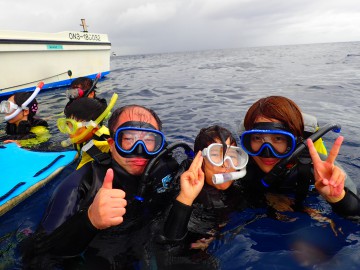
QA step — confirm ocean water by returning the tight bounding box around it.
[1,41,360,269]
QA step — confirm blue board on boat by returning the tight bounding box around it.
[0,143,78,216]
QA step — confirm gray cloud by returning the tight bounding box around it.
[1,0,359,55]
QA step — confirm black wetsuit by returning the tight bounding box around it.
[156,182,248,270]
[239,158,360,217]
[2,118,48,140]
[1,118,50,149]
[21,150,190,270]
[159,157,360,269]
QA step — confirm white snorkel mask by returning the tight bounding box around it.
[3,82,44,121]
[201,143,249,185]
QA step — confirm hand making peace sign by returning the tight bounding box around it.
[176,151,205,206]
[307,136,346,203]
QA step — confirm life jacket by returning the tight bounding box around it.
[302,113,327,156]
[73,125,111,169]
[3,118,50,147]
[5,118,47,136]
[76,140,110,169]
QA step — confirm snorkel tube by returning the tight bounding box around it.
[212,151,249,184]
[212,169,247,184]
[61,93,118,147]
[261,123,341,188]
[84,73,101,97]
[4,82,44,121]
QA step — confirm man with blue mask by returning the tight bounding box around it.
[22,104,193,269]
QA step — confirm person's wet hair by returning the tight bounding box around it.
[243,96,304,138]
[64,97,107,124]
[70,77,94,91]
[14,92,38,120]
[194,125,236,154]
[108,105,162,138]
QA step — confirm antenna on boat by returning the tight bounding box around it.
[80,19,88,32]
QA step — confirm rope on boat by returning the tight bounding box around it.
[0,70,72,92]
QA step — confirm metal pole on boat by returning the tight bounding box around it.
[80,19,88,32]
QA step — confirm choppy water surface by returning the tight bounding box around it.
[1,41,360,269]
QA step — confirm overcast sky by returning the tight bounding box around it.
[1,0,359,55]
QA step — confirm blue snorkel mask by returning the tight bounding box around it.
[260,122,341,188]
[240,122,297,158]
[114,121,166,159]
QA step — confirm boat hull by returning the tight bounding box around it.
[0,30,111,97]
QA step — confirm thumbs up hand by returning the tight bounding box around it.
[88,169,127,229]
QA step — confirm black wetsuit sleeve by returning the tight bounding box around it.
[26,210,98,259]
[21,163,99,260]
[163,199,193,240]
[30,208,98,256]
[330,187,360,217]
[21,209,98,269]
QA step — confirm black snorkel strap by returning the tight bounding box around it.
[135,141,194,202]
[261,123,342,188]
[84,73,101,97]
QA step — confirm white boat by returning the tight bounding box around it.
[0,19,111,97]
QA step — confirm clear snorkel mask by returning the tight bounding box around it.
[202,143,248,170]
[59,93,118,147]
[201,143,249,185]
[2,82,44,121]
[0,100,19,114]
[66,88,86,99]
[65,73,101,100]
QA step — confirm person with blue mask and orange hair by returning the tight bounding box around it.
[238,95,360,217]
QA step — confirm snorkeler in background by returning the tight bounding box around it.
[157,125,249,269]
[64,76,107,110]
[0,85,50,148]
[57,93,118,169]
